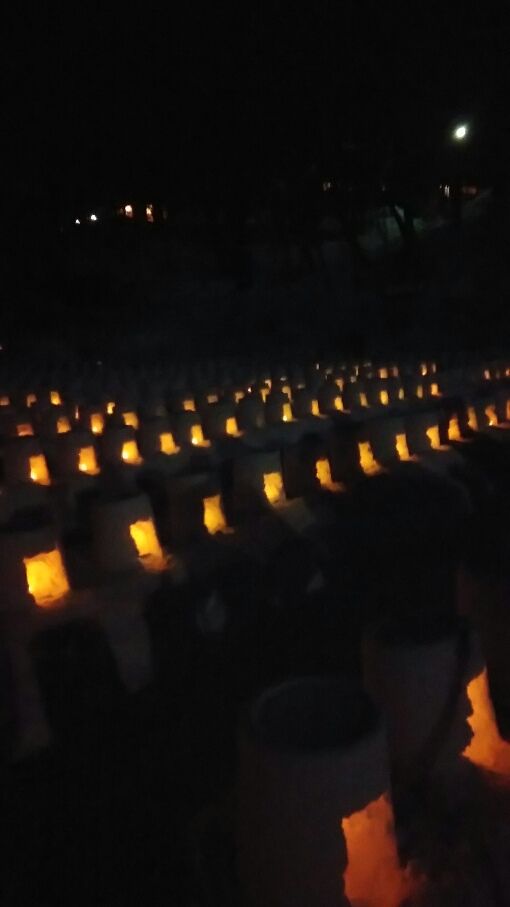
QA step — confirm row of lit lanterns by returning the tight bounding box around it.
[74,203,155,226]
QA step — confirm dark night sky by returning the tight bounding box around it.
[4,2,510,209]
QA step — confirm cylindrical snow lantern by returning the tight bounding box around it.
[138,418,180,458]
[265,392,294,425]
[46,430,100,478]
[0,524,70,612]
[233,449,286,514]
[238,677,411,907]
[98,424,142,467]
[237,396,266,431]
[2,437,51,486]
[90,493,166,575]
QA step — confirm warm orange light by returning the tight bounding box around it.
[129,519,166,571]
[426,425,443,450]
[336,377,344,391]
[29,454,50,485]
[121,440,142,464]
[190,423,206,445]
[315,457,343,492]
[0,395,10,406]
[184,398,196,412]
[463,668,510,775]
[260,387,270,402]
[448,417,462,442]
[107,401,115,415]
[146,204,154,223]
[50,391,62,406]
[225,416,240,436]
[311,399,320,416]
[263,471,285,505]
[234,391,244,403]
[398,388,405,400]
[342,793,418,907]
[91,412,104,434]
[416,385,424,399]
[24,549,69,607]
[203,494,227,534]
[467,407,478,431]
[57,417,71,434]
[379,368,388,379]
[282,402,293,422]
[395,433,411,461]
[26,393,37,407]
[484,369,491,380]
[207,394,219,404]
[334,396,344,411]
[485,404,497,427]
[507,400,510,422]
[392,366,399,377]
[282,385,292,399]
[380,390,389,406]
[420,364,427,376]
[359,392,368,408]
[17,423,34,437]
[430,383,440,396]
[358,441,381,475]
[78,446,99,474]
[160,432,178,454]
[122,411,139,430]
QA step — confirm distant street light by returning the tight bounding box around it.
[89,213,98,222]
[453,124,468,141]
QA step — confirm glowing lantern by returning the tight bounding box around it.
[315,458,343,492]
[282,385,292,398]
[421,364,427,376]
[463,668,510,775]
[448,417,462,441]
[207,394,219,404]
[57,417,71,434]
[234,391,244,403]
[29,454,50,485]
[203,494,227,534]
[190,423,206,446]
[359,441,381,475]
[395,433,411,461]
[106,401,115,415]
[78,446,99,474]
[145,204,154,223]
[334,396,344,411]
[17,424,34,437]
[260,387,270,402]
[485,404,497,426]
[311,399,320,416]
[484,369,491,380]
[0,395,10,406]
[359,392,368,407]
[26,394,37,407]
[121,440,142,464]
[91,412,104,434]
[425,425,443,450]
[380,390,389,406]
[122,411,139,430]
[50,391,62,406]
[263,471,285,505]
[225,416,240,436]
[416,385,424,399]
[124,203,133,218]
[392,366,399,377]
[379,368,388,379]
[398,388,405,400]
[23,549,69,607]
[336,377,344,391]
[282,402,293,422]
[129,519,165,571]
[342,793,417,907]
[430,383,440,396]
[183,398,196,412]
[160,432,178,454]
[467,407,478,431]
